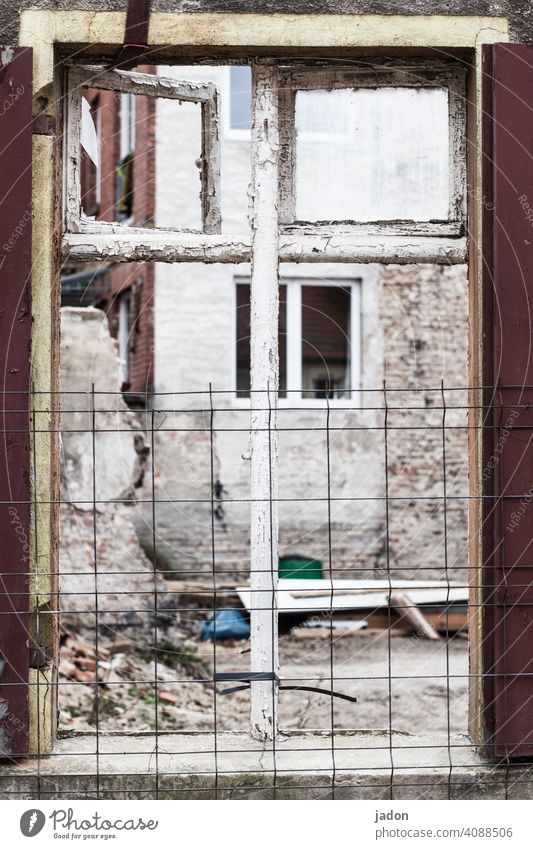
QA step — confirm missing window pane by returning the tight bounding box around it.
[80,88,154,225]
[230,66,252,131]
[294,87,450,223]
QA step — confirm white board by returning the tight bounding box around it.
[236,578,468,615]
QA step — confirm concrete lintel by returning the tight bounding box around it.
[20,10,509,97]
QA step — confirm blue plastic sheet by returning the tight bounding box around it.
[200,608,250,641]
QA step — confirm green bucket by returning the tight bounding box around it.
[278,554,324,580]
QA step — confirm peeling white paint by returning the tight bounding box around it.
[63,230,467,265]
[64,66,221,235]
[0,46,14,68]
[249,61,280,742]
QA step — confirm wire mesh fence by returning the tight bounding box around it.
[2,385,533,799]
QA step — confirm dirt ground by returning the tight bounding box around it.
[58,626,468,737]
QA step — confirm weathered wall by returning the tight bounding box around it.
[2,1,532,45]
[138,261,468,582]
[59,308,156,630]
[381,264,469,581]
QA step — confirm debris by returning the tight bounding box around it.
[290,626,411,641]
[279,554,324,580]
[301,619,368,631]
[237,579,468,615]
[158,691,179,704]
[200,608,250,641]
[102,639,135,655]
[390,592,441,640]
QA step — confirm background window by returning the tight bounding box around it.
[118,291,131,386]
[236,278,358,402]
[119,92,136,160]
[80,94,101,217]
[116,93,136,221]
[236,282,287,398]
[301,285,351,399]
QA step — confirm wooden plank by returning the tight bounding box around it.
[0,46,33,757]
[389,592,441,640]
[62,230,467,265]
[481,43,533,758]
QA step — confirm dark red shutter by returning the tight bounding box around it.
[0,46,33,756]
[482,43,533,758]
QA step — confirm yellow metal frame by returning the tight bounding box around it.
[19,8,509,752]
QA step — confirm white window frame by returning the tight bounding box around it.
[64,65,221,235]
[233,274,361,407]
[278,60,467,238]
[63,60,466,267]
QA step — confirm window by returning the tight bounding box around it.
[116,92,136,222]
[235,277,360,403]
[117,290,131,386]
[62,56,467,743]
[65,60,466,266]
[79,94,101,216]
[279,62,466,237]
[64,66,221,234]
[294,88,449,222]
[119,92,136,160]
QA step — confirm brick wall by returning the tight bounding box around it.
[380,263,469,583]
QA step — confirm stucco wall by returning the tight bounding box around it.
[1,1,530,45]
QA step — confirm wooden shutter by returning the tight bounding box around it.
[0,46,33,756]
[482,43,533,758]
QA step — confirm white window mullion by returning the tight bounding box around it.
[286,282,302,402]
[249,60,280,742]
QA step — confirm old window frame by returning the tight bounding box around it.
[278,61,467,238]
[63,60,467,267]
[59,52,471,744]
[17,3,509,760]
[64,65,221,235]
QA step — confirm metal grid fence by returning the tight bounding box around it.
[2,386,533,799]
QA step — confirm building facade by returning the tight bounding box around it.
[70,62,469,582]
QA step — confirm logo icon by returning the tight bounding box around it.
[20,810,46,837]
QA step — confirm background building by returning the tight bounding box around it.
[70,63,469,582]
